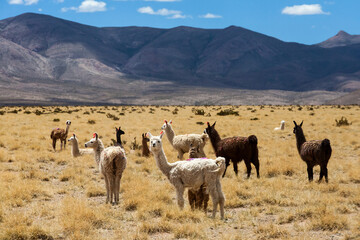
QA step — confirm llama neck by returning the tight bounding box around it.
[209,129,222,151]
[94,139,105,165]
[71,139,80,157]
[295,130,306,153]
[117,134,122,145]
[65,125,70,135]
[165,125,175,145]
[154,149,173,179]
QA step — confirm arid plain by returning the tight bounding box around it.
[0,105,359,240]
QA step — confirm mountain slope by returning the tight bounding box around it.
[317,31,360,48]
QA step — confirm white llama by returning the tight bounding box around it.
[274,120,285,131]
[148,131,226,219]
[161,120,208,160]
[68,134,93,157]
[85,133,127,205]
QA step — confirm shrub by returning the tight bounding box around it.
[88,120,96,124]
[217,109,239,116]
[335,117,351,127]
[34,110,42,115]
[53,118,60,122]
[106,113,119,121]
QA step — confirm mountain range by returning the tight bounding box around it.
[0,13,359,105]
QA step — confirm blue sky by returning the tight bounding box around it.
[0,0,359,45]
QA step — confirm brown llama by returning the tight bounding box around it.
[204,122,260,178]
[293,121,332,183]
[187,143,209,212]
[141,133,150,157]
[50,120,71,151]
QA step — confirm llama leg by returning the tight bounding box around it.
[115,174,121,204]
[104,174,110,204]
[245,160,252,179]
[253,158,260,178]
[109,174,116,205]
[52,139,56,151]
[318,166,324,183]
[233,161,238,176]
[60,141,63,150]
[208,185,219,218]
[307,165,313,182]
[222,158,230,178]
[324,167,328,183]
[174,180,185,209]
[188,190,195,210]
[63,140,66,150]
[216,180,225,220]
[203,191,209,213]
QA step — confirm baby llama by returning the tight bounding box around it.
[293,121,332,183]
[141,133,150,157]
[148,131,226,219]
[50,120,71,151]
[274,120,285,131]
[205,122,260,178]
[85,133,127,204]
[187,143,209,212]
[67,134,93,157]
[161,120,208,160]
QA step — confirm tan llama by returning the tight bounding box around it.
[50,120,71,151]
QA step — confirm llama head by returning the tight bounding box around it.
[66,120,71,126]
[116,126,125,137]
[293,121,303,134]
[67,133,76,143]
[148,131,164,153]
[189,142,200,158]
[85,132,99,149]
[204,121,216,136]
[161,119,172,130]
[142,133,150,143]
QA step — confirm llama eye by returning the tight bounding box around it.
[157,141,160,143]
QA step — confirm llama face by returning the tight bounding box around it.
[204,121,216,136]
[293,121,303,134]
[116,127,125,136]
[148,132,164,152]
[85,133,99,149]
[142,133,150,143]
[66,120,71,126]
[161,120,172,130]
[68,134,76,143]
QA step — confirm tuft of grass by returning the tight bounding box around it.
[87,119,96,124]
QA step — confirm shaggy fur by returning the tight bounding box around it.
[142,133,150,157]
[85,133,127,204]
[148,131,226,219]
[115,127,125,148]
[67,134,93,157]
[274,120,285,131]
[50,120,71,151]
[205,122,260,178]
[293,121,332,183]
[161,120,208,160]
[187,143,209,212]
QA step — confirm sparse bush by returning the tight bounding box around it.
[251,117,259,121]
[83,111,90,115]
[193,109,205,115]
[217,109,239,116]
[53,118,60,122]
[0,111,5,115]
[196,122,204,125]
[106,113,119,121]
[34,110,42,115]
[88,120,96,124]
[335,117,351,127]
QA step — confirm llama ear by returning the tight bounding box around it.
[212,121,216,127]
[207,122,210,127]
[160,131,164,139]
[119,126,121,130]
[115,127,118,131]
[73,133,75,137]
[169,120,172,124]
[164,120,167,124]
[293,121,297,126]
[147,132,153,138]
[93,133,98,140]
[300,121,303,127]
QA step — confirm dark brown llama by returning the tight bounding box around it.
[204,122,260,178]
[187,143,209,212]
[293,121,332,183]
[50,120,71,151]
[115,127,125,148]
[142,133,150,157]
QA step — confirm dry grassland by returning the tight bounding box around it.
[0,105,359,240]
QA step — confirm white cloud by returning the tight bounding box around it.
[8,0,39,5]
[282,4,329,15]
[61,0,106,13]
[38,8,42,11]
[199,13,222,19]
[138,6,188,18]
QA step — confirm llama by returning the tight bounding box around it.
[148,131,226,219]
[274,120,285,131]
[141,133,150,157]
[187,143,209,212]
[85,133,127,204]
[204,122,260,178]
[115,127,125,148]
[67,134,93,157]
[293,121,332,183]
[50,120,71,151]
[161,120,208,160]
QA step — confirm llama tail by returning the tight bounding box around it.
[213,157,226,176]
[321,138,332,160]
[248,135,258,145]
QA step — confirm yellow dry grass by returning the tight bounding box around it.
[0,105,359,240]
